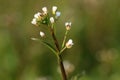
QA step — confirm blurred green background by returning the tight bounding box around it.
[0,0,120,80]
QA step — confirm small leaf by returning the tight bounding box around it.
[31,38,39,41]
[42,41,57,54]
[31,38,57,55]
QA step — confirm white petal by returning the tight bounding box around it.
[68,39,73,45]
[52,6,57,11]
[69,22,72,26]
[42,7,47,14]
[50,17,54,23]
[52,6,57,14]
[31,18,37,25]
[34,12,41,18]
[65,22,69,26]
[40,31,45,37]
[66,39,74,48]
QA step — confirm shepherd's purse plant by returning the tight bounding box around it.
[31,6,74,80]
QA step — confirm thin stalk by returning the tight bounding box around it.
[49,25,60,52]
[62,30,68,48]
[58,54,67,80]
[60,46,66,53]
[49,24,67,80]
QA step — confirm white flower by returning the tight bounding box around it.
[31,18,37,25]
[34,12,41,18]
[65,22,72,30]
[66,39,74,48]
[52,6,57,14]
[42,7,47,14]
[50,17,54,23]
[65,22,72,27]
[57,60,75,75]
[63,60,75,74]
[55,11,61,18]
[40,31,45,37]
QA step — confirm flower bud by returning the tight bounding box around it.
[55,11,61,18]
[52,6,57,14]
[66,39,73,48]
[40,31,45,37]
[34,12,41,18]
[42,7,47,14]
[65,22,72,30]
[31,18,37,25]
[50,17,54,23]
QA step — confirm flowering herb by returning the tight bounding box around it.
[31,6,73,80]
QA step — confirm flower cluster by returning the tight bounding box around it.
[31,6,61,26]
[31,6,73,49]
[31,7,48,25]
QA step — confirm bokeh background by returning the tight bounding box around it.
[0,0,120,80]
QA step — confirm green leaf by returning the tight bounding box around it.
[31,38,57,55]
[41,41,57,55]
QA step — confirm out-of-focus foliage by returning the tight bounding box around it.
[0,0,120,80]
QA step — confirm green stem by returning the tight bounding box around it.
[49,25,60,52]
[58,54,67,80]
[60,47,66,53]
[49,24,67,80]
[62,30,68,48]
